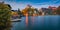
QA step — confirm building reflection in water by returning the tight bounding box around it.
[31,14,35,26]
[26,13,28,27]
[25,14,35,30]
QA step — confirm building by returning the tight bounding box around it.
[48,6,57,15]
[40,8,52,15]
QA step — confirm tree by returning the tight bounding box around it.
[0,2,11,30]
[21,5,33,16]
[34,8,39,15]
[56,6,60,15]
[28,7,34,16]
[18,8,22,18]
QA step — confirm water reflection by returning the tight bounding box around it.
[11,15,60,30]
[26,13,28,27]
[31,14,35,26]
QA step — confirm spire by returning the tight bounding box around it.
[18,8,21,12]
[18,8,20,11]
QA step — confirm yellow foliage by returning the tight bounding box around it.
[11,11,18,15]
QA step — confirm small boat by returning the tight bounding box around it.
[11,19,21,22]
[11,15,22,22]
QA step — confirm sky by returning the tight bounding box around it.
[0,0,60,10]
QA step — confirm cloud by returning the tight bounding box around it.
[1,0,60,10]
[0,0,4,1]
[48,0,60,4]
[32,4,49,9]
[35,0,60,5]
[4,1,32,10]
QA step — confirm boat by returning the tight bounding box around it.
[11,19,21,22]
[11,14,22,22]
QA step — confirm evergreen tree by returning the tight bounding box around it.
[18,8,22,18]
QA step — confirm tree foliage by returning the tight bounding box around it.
[56,6,60,15]
[0,3,11,30]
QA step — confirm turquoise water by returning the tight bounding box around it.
[11,16,60,30]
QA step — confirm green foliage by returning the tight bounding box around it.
[0,3,11,30]
[56,6,60,15]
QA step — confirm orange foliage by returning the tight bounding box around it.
[21,8,29,16]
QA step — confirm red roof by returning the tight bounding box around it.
[48,6,57,10]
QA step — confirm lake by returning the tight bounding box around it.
[11,15,60,30]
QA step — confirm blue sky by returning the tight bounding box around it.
[0,0,60,10]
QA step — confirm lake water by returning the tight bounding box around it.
[11,15,60,30]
